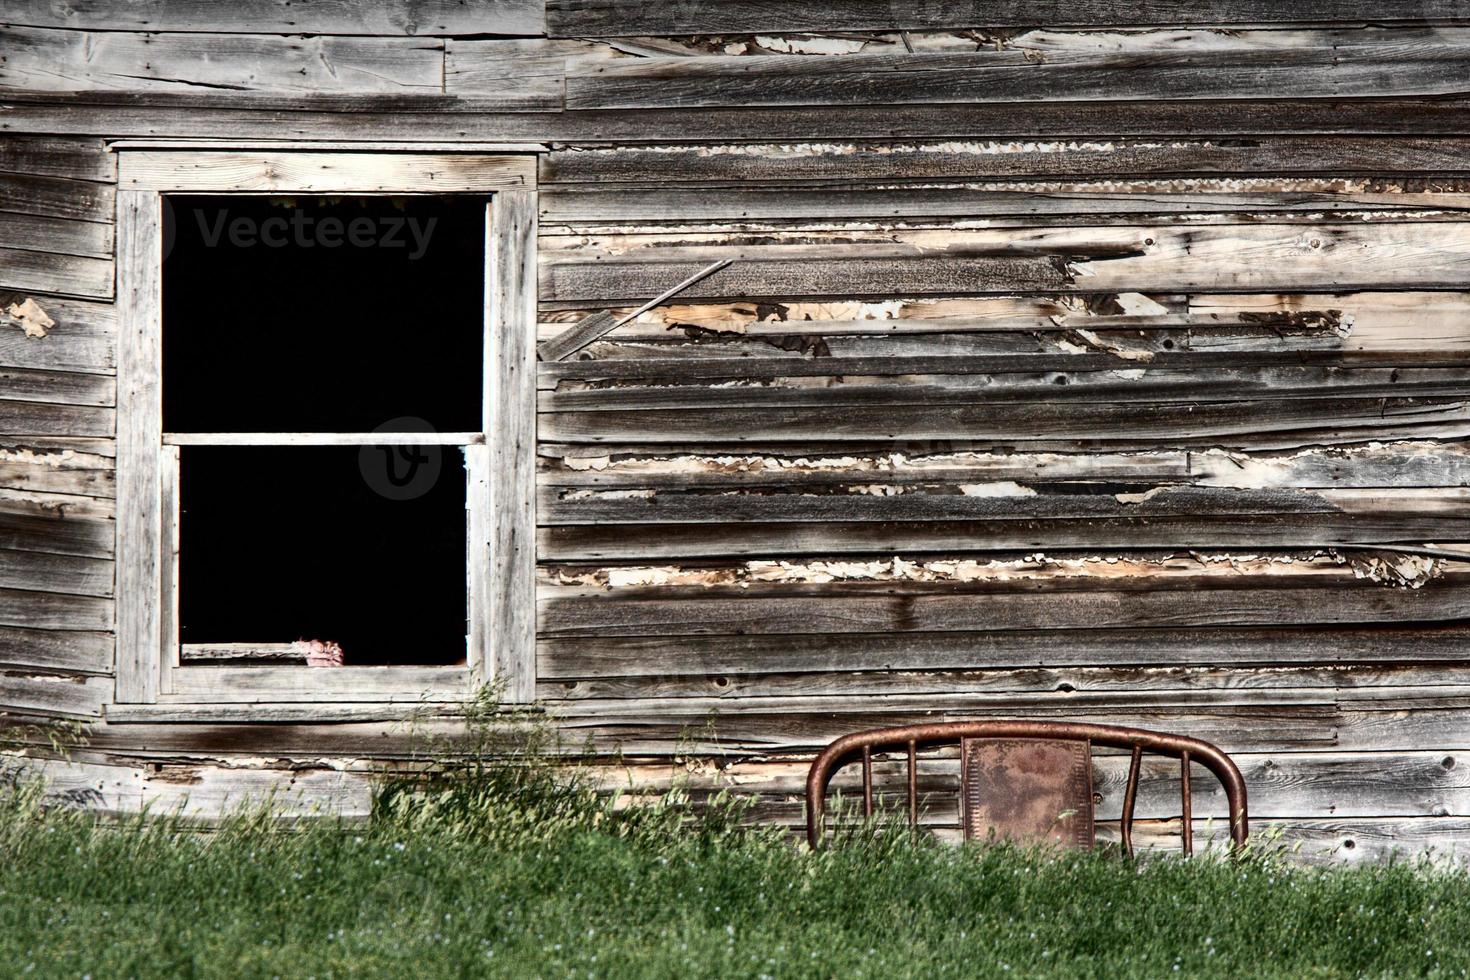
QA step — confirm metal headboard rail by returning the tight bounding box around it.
[805,720,1249,856]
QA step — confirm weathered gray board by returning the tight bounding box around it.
[1,1,1470,864]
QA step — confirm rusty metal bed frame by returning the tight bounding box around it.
[806,721,1249,856]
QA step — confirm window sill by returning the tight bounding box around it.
[104,701,543,724]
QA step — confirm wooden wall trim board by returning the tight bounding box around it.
[488,190,540,704]
[117,151,537,192]
[112,190,161,704]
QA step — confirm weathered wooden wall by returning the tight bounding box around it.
[4,1,1470,862]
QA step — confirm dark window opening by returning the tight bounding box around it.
[179,446,468,667]
[162,193,484,669]
[162,196,485,433]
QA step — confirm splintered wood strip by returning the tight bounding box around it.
[11,93,1470,142]
[540,515,1470,559]
[539,259,732,362]
[545,0,1470,36]
[535,444,1470,492]
[542,253,1076,305]
[540,186,1470,225]
[539,138,1470,185]
[0,670,108,717]
[539,582,1470,637]
[566,30,1470,110]
[539,396,1470,444]
[540,662,1470,702]
[539,367,1470,413]
[536,626,1470,678]
[539,485,1470,525]
[541,222,1470,305]
[180,643,305,663]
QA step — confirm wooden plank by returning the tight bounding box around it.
[540,486,1470,526]
[540,397,1470,445]
[489,190,538,704]
[541,515,1470,558]
[540,185,1470,226]
[0,548,112,598]
[14,93,1470,143]
[165,666,470,703]
[445,39,586,107]
[8,756,376,822]
[539,582,1470,637]
[0,26,445,95]
[0,136,112,182]
[0,625,110,674]
[0,588,112,631]
[0,399,114,437]
[542,222,1470,304]
[0,670,108,717]
[540,366,1470,413]
[536,443,1470,492]
[66,702,1334,757]
[542,699,1339,755]
[567,29,1470,110]
[537,625,1470,678]
[0,212,113,259]
[119,151,536,193]
[546,0,1470,36]
[542,254,1074,304]
[0,367,114,407]
[540,137,1470,185]
[113,190,161,704]
[0,171,113,222]
[0,448,113,498]
[539,259,733,362]
[4,0,545,36]
[0,507,114,559]
[0,247,113,300]
[543,661,1470,701]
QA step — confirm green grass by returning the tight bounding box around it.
[2,755,1468,979]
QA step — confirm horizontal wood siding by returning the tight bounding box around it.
[0,2,1466,862]
[530,113,1470,864]
[0,134,117,721]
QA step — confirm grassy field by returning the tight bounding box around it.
[3,755,1469,979]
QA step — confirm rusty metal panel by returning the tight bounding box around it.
[961,738,1095,849]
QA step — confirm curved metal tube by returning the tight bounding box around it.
[805,720,1248,854]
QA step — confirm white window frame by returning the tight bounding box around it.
[113,148,538,709]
